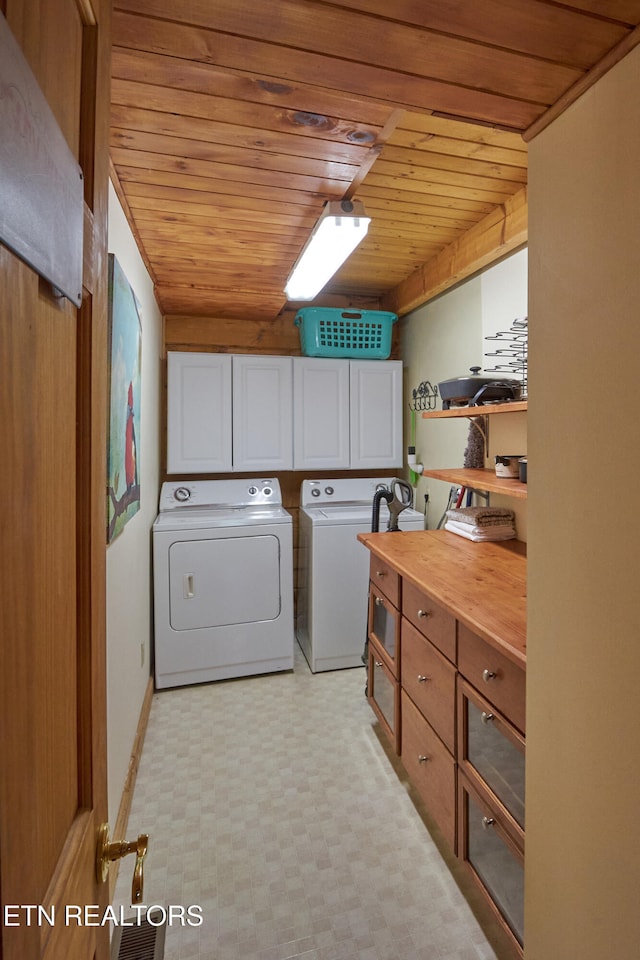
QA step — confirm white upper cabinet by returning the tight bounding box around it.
[350,360,403,468]
[232,355,293,471]
[293,357,350,470]
[167,352,403,473]
[167,352,233,473]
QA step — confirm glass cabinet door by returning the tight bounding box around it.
[459,774,524,949]
[459,679,525,829]
[367,644,399,752]
[369,585,400,673]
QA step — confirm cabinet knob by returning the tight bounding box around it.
[481,711,495,724]
[417,674,430,683]
[482,669,497,682]
[481,816,496,830]
[375,661,383,668]
[375,596,384,606]
[417,609,430,619]
[376,570,386,577]
[418,755,430,763]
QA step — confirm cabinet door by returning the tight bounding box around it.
[402,619,456,753]
[458,623,526,734]
[458,773,524,950]
[402,579,456,663]
[293,357,350,469]
[401,690,456,850]
[368,582,401,678]
[232,355,293,471]
[167,352,232,473]
[350,360,403,468]
[458,678,525,831]
[368,641,399,753]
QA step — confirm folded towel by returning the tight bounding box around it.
[445,520,516,542]
[446,506,515,527]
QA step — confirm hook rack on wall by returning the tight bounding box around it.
[409,380,438,412]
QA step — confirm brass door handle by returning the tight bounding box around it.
[96,822,149,904]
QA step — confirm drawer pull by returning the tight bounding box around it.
[376,570,386,577]
[374,661,383,668]
[482,816,496,830]
[375,596,384,606]
[417,609,430,619]
[417,674,430,683]
[482,669,497,682]
[481,711,495,724]
[418,755,430,763]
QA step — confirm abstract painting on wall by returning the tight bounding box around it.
[107,254,142,543]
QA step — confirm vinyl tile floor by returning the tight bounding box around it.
[113,644,517,960]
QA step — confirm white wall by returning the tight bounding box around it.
[525,46,640,958]
[401,251,527,534]
[106,182,162,821]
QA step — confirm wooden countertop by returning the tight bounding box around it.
[358,529,526,668]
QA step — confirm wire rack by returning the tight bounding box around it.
[484,316,528,398]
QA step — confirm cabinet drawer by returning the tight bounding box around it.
[402,619,456,753]
[458,773,524,951]
[368,641,399,753]
[368,584,401,678]
[458,624,525,734]
[369,554,400,607]
[458,678,525,831]
[402,580,456,662]
[401,690,456,850]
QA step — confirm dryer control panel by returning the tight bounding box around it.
[159,477,282,511]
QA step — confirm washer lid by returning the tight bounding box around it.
[302,503,423,526]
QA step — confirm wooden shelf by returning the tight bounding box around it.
[422,467,528,499]
[422,401,527,419]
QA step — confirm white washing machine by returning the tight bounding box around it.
[296,477,424,673]
[153,478,293,688]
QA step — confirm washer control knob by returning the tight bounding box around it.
[248,486,258,495]
[174,487,191,503]
[262,486,272,497]
[311,488,321,497]
[324,486,334,496]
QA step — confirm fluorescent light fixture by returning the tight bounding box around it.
[284,200,370,301]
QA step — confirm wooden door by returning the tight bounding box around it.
[0,0,111,958]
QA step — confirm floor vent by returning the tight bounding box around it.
[111,913,166,960]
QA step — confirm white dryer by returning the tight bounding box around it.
[296,477,424,673]
[153,478,293,688]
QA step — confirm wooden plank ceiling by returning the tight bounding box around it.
[110,1,640,322]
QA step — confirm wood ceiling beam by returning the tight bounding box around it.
[381,186,527,317]
[524,22,640,141]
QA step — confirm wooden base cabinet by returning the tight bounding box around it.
[361,533,526,956]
